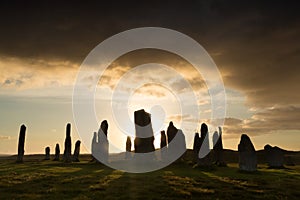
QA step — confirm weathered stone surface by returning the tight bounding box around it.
[213,127,226,166]
[134,109,155,153]
[197,123,212,166]
[125,136,132,159]
[264,144,284,168]
[238,134,257,171]
[53,143,60,161]
[73,140,81,162]
[193,133,200,162]
[45,147,50,160]
[63,123,72,162]
[17,124,26,163]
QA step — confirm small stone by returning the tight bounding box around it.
[160,130,167,148]
[125,136,132,159]
[264,144,284,168]
[53,143,60,161]
[45,147,50,160]
[73,140,81,162]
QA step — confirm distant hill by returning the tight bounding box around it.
[0,154,12,157]
[184,148,300,165]
[1,148,299,165]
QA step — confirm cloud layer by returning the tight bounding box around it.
[0,0,299,150]
[222,106,300,138]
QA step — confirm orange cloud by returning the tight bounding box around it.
[0,56,78,92]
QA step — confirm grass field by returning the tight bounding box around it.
[0,154,299,200]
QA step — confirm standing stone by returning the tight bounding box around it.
[193,133,201,163]
[54,143,60,161]
[63,123,72,162]
[160,130,167,161]
[167,121,177,144]
[125,136,132,159]
[73,140,81,162]
[100,120,108,137]
[197,123,212,166]
[160,131,167,148]
[238,134,257,171]
[45,147,50,160]
[213,127,226,166]
[134,109,155,153]
[91,132,97,161]
[200,123,208,147]
[17,124,26,163]
[98,120,109,162]
[166,122,186,162]
[264,144,284,168]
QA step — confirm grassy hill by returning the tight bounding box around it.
[0,151,299,199]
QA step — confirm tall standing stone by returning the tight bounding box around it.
[160,130,167,161]
[166,122,186,162]
[54,143,60,161]
[160,131,167,148]
[73,140,81,162]
[63,123,72,162]
[45,147,50,160]
[98,120,109,162]
[167,121,177,144]
[264,144,284,168]
[17,124,26,163]
[238,134,257,171]
[100,120,108,137]
[193,133,200,162]
[197,123,212,166]
[213,127,226,166]
[91,132,97,160]
[134,109,155,153]
[125,136,132,159]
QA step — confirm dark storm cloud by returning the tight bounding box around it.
[0,1,297,60]
[0,0,207,61]
[202,1,300,107]
[222,106,300,138]
[0,0,299,108]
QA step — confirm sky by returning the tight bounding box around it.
[0,0,299,154]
